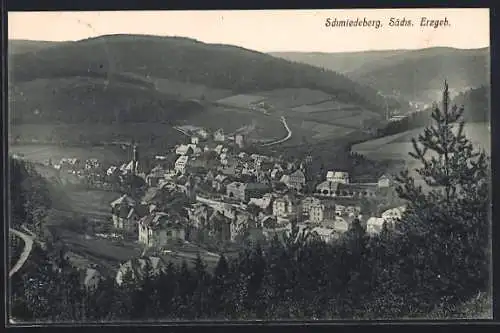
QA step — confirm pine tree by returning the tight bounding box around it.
[395,81,491,310]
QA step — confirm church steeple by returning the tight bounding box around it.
[132,144,139,175]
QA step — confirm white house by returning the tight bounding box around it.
[174,156,190,174]
[378,174,393,188]
[366,217,386,235]
[272,195,300,218]
[248,193,275,210]
[214,129,225,142]
[326,171,349,184]
[381,205,406,223]
[311,227,336,243]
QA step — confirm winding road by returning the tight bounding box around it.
[9,228,34,278]
[261,116,292,147]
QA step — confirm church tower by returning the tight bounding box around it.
[132,144,139,175]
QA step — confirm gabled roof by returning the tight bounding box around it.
[290,169,305,178]
[111,194,136,208]
[316,181,340,191]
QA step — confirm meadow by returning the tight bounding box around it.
[351,122,491,162]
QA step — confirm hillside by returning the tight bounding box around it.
[9,34,400,114]
[272,47,489,103]
[8,39,63,55]
[9,77,204,125]
[270,49,409,74]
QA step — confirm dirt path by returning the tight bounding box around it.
[9,229,34,278]
[261,116,292,146]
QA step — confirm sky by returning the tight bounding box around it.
[8,8,490,53]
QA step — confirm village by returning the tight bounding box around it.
[43,124,406,258]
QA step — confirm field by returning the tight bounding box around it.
[256,88,333,109]
[352,122,491,162]
[216,94,266,108]
[10,143,127,165]
[291,101,358,113]
[185,105,287,141]
[10,123,187,153]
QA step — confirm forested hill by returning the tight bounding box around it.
[272,47,489,102]
[9,34,401,114]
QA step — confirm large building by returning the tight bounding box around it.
[138,212,186,248]
[226,182,270,202]
[326,171,349,184]
[308,201,336,223]
[110,194,143,230]
[286,169,306,191]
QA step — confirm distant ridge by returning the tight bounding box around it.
[271,47,489,101]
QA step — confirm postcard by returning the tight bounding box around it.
[6,8,491,324]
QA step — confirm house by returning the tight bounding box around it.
[335,204,346,216]
[81,267,102,290]
[138,212,186,247]
[191,136,200,145]
[381,205,406,223]
[366,217,386,235]
[146,165,166,187]
[176,144,201,156]
[208,210,232,241]
[311,227,336,243]
[227,208,251,241]
[279,174,291,185]
[215,145,225,155]
[226,182,270,202]
[378,174,394,188]
[272,195,301,218]
[301,197,321,214]
[214,129,225,142]
[249,193,275,210]
[213,174,230,192]
[316,181,340,197]
[111,194,141,230]
[287,169,306,191]
[196,128,209,140]
[187,203,213,229]
[270,168,283,180]
[235,134,245,148]
[326,171,350,184]
[107,166,118,176]
[174,156,190,175]
[308,201,336,223]
[346,205,362,217]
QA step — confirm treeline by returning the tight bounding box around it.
[10,34,401,114]
[10,212,489,322]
